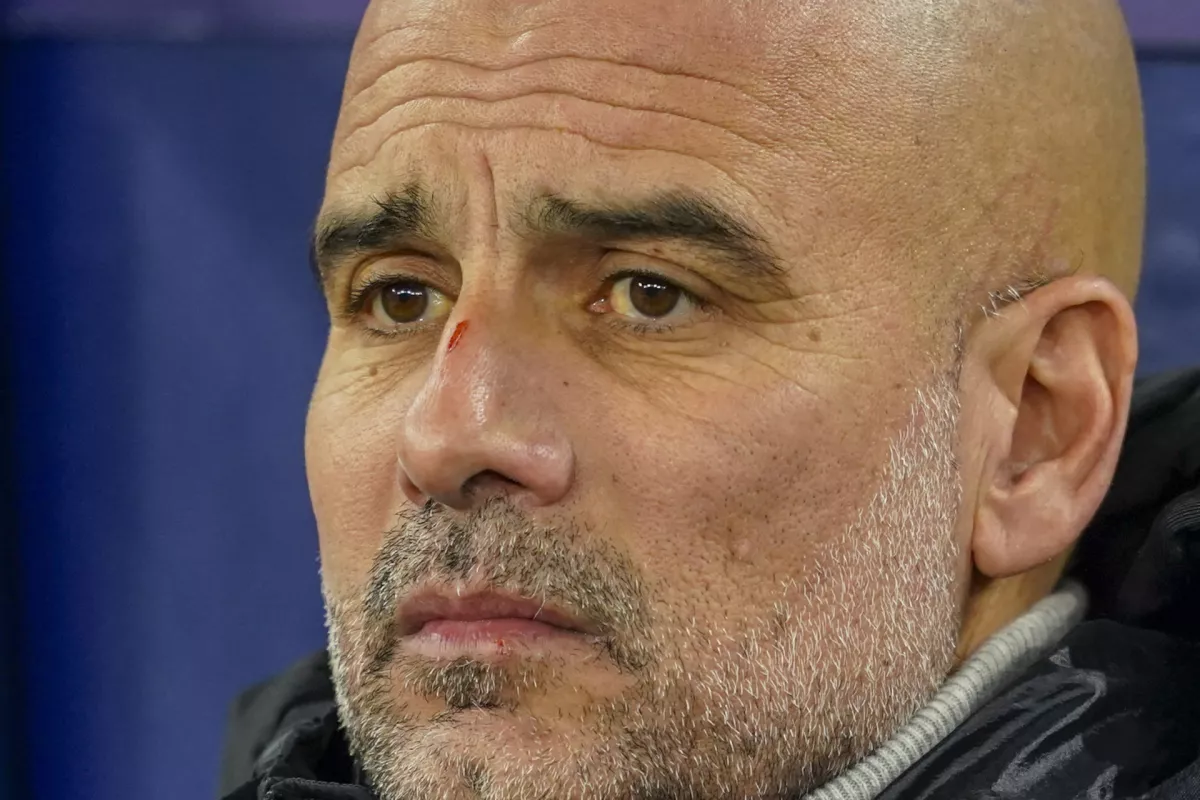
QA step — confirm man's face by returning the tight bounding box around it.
[308,1,974,797]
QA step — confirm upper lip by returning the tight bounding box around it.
[396,585,600,637]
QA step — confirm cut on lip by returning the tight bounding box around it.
[396,586,600,637]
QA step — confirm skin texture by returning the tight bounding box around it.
[306,0,1144,797]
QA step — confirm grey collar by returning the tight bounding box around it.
[803,582,1088,800]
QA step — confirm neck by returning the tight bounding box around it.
[806,582,1086,800]
[955,552,1072,662]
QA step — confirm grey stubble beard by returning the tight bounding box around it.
[324,376,964,800]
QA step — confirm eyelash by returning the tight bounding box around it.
[345,275,404,316]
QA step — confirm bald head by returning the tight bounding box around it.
[906,0,1144,300]
[311,2,1143,798]
[334,0,1144,308]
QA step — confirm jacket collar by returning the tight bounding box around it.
[223,703,372,800]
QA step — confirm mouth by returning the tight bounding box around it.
[395,585,602,659]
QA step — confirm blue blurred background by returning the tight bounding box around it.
[0,3,1197,800]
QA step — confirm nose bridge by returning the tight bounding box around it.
[416,325,509,445]
[398,317,572,508]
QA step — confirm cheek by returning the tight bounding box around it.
[306,380,406,598]
[588,374,908,620]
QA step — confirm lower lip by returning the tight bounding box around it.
[402,618,589,658]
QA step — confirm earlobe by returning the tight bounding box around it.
[967,276,1137,579]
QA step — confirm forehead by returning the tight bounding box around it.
[350,0,801,96]
[333,2,794,177]
[325,0,976,295]
[330,0,937,175]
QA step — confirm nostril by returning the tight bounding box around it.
[461,470,520,501]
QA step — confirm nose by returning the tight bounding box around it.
[396,321,574,510]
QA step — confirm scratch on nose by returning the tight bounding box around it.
[448,320,470,353]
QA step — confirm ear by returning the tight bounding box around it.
[961,276,1138,579]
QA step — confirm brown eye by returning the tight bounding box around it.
[367,281,453,328]
[379,282,427,323]
[609,275,695,322]
[628,276,681,318]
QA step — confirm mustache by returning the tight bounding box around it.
[359,498,654,671]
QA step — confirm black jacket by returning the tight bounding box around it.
[220,369,1200,800]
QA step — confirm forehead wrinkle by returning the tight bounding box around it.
[330,97,771,201]
[349,1,780,103]
[334,54,783,160]
[330,121,764,212]
[340,91,772,164]
[344,50,770,116]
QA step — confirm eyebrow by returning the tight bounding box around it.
[312,185,788,296]
[525,191,787,293]
[311,183,435,287]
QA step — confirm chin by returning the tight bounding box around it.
[357,703,607,800]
